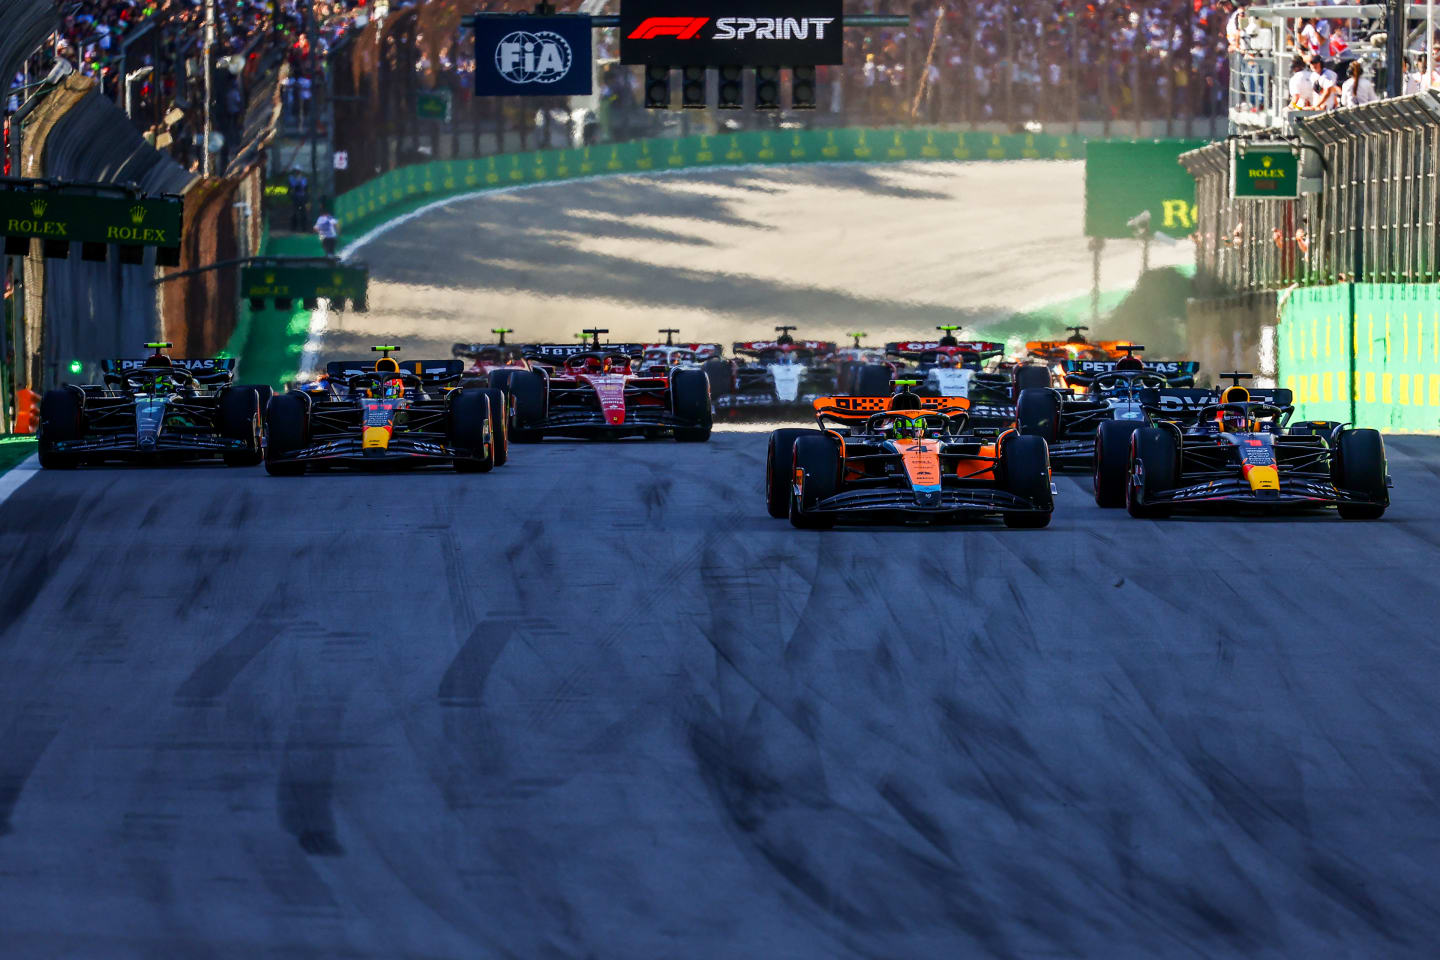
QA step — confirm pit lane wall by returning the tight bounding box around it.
[1280,283,1440,434]
[332,128,1083,238]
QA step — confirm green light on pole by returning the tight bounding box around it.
[69,360,83,375]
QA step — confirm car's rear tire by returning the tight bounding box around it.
[701,358,732,403]
[1094,420,1142,507]
[450,389,494,473]
[1127,427,1176,518]
[854,364,892,398]
[507,370,547,443]
[1001,434,1052,528]
[1013,364,1051,398]
[671,369,712,442]
[1015,388,1060,442]
[765,428,814,518]
[38,389,82,470]
[264,392,309,476]
[476,387,509,466]
[789,434,839,529]
[236,385,273,424]
[1335,428,1387,519]
[220,387,264,467]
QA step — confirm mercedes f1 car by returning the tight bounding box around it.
[491,329,712,441]
[714,327,838,417]
[1016,345,1200,470]
[264,347,507,474]
[1104,374,1390,519]
[37,343,267,469]
[764,380,1055,528]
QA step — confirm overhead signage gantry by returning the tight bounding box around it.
[1,177,184,266]
[461,3,905,110]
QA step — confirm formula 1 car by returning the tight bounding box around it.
[636,329,732,400]
[832,332,901,395]
[37,343,266,469]
[764,380,1055,528]
[1016,345,1201,470]
[492,329,712,441]
[452,328,534,387]
[714,327,838,417]
[264,346,507,474]
[1022,326,1138,389]
[882,326,1052,426]
[1109,374,1390,519]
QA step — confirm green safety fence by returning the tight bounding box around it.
[1280,282,1440,433]
[334,128,1085,236]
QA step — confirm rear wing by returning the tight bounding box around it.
[103,357,236,384]
[641,342,724,357]
[885,341,1004,363]
[325,360,466,382]
[733,340,837,356]
[1064,359,1199,376]
[1138,387,1294,416]
[523,343,647,360]
[812,394,970,425]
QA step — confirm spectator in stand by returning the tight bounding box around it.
[1341,61,1377,108]
[288,167,309,232]
[1288,57,1312,108]
[1307,58,1341,110]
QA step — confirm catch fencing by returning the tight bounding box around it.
[1181,91,1440,430]
[1183,92,1440,296]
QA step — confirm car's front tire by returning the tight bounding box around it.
[671,369,712,442]
[38,389,83,470]
[450,389,495,473]
[1001,434,1052,528]
[1094,420,1142,507]
[1127,427,1176,518]
[1335,429,1387,520]
[789,434,839,529]
[765,428,814,519]
[263,393,309,476]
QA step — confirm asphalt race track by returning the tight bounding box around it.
[2,434,1440,958]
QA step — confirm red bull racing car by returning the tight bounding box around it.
[493,329,712,441]
[265,347,507,474]
[765,380,1055,529]
[1108,374,1390,519]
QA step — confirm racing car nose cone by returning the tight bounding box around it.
[915,491,940,507]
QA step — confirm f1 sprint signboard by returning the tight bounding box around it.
[473,15,593,96]
[620,0,844,66]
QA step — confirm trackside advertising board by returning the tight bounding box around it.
[620,0,843,66]
[474,15,593,96]
[0,188,183,248]
[1084,139,1208,240]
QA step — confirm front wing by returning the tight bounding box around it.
[268,433,482,466]
[799,479,1054,522]
[1145,476,1390,509]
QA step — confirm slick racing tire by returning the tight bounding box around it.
[1127,427,1176,518]
[671,369,713,442]
[854,364,893,398]
[236,385,274,425]
[789,434,839,529]
[506,370,547,443]
[701,358,733,403]
[488,369,513,395]
[450,389,495,473]
[264,392,310,476]
[766,428,814,518]
[1335,429,1387,520]
[220,387,265,467]
[476,387,509,466]
[1094,420,1142,508]
[1015,388,1060,442]
[38,388,83,470]
[1013,364,1051,398]
[1001,434,1052,528]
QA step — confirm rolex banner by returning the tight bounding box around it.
[0,187,184,249]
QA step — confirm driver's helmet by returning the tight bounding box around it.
[477,348,502,364]
[143,353,173,368]
[889,415,923,439]
[935,352,954,368]
[381,377,406,400]
[1217,386,1252,432]
[148,372,174,393]
[603,356,626,374]
[1115,355,1144,371]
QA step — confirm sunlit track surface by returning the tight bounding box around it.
[1,433,1439,958]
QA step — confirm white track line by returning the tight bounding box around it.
[0,453,40,509]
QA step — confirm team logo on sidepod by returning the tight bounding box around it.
[495,31,573,85]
